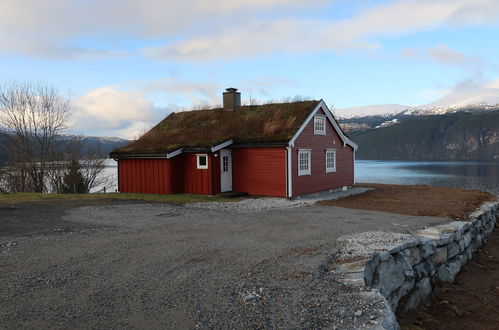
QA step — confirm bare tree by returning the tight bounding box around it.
[0,82,71,192]
[79,140,109,193]
[46,136,109,193]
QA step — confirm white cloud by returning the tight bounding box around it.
[486,79,499,89]
[0,0,323,59]
[401,44,489,73]
[145,0,499,61]
[71,86,161,138]
[2,0,499,61]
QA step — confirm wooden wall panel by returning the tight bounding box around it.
[232,147,287,197]
[292,108,355,196]
[180,153,212,195]
[118,158,172,194]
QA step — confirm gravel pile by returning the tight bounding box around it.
[336,231,414,259]
[188,187,372,213]
[188,197,306,213]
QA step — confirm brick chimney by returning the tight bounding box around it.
[223,87,241,111]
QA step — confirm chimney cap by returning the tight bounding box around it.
[225,87,238,93]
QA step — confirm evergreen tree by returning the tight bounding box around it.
[61,160,86,193]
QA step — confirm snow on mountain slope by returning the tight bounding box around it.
[403,87,499,115]
[336,86,499,118]
[334,104,410,118]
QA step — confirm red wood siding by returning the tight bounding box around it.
[180,153,213,195]
[232,147,286,197]
[118,154,215,195]
[118,158,173,194]
[292,108,354,196]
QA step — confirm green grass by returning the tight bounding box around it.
[0,192,237,204]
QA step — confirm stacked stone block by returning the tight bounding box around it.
[332,201,499,329]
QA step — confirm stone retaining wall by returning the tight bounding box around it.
[332,200,499,329]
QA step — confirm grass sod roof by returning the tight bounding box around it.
[112,100,321,155]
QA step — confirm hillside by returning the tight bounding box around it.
[0,135,130,161]
[348,110,499,160]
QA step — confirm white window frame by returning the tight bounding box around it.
[314,115,326,135]
[298,149,311,176]
[196,154,208,169]
[325,149,336,173]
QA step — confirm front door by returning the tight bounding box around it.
[220,149,232,192]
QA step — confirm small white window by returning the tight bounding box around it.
[326,149,336,173]
[196,154,208,169]
[298,149,311,176]
[314,115,326,135]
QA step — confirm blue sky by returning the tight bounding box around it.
[1,0,498,138]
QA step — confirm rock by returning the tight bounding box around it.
[414,259,435,281]
[419,240,437,258]
[447,242,460,259]
[463,232,472,248]
[244,294,257,302]
[432,247,448,265]
[390,277,415,309]
[407,247,422,266]
[435,259,461,283]
[464,247,472,260]
[447,258,461,281]
[354,310,362,316]
[373,256,405,298]
[436,264,452,283]
[403,277,432,312]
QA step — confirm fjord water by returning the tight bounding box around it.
[356,160,499,195]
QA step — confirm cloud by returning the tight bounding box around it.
[145,0,499,61]
[400,44,495,80]
[3,0,499,61]
[427,45,484,68]
[402,45,485,65]
[143,79,222,106]
[0,0,322,59]
[71,86,163,138]
[486,79,499,89]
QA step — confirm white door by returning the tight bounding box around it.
[220,149,232,192]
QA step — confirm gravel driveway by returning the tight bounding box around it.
[1,199,451,329]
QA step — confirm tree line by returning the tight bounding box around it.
[0,81,108,193]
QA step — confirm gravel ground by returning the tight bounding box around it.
[1,199,451,329]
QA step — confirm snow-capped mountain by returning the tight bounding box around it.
[336,87,499,118]
[334,104,410,118]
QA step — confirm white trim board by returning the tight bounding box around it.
[166,148,183,159]
[288,100,358,150]
[286,146,292,197]
[211,140,233,152]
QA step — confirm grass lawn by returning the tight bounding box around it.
[0,192,236,205]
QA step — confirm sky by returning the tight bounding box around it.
[1,0,499,138]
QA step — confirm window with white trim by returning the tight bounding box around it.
[196,154,208,169]
[222,155,229,172]
[314,115,326,135]
[325,149,336,173]
[298,149,311,176]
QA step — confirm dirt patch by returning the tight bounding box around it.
[318,184,496,220]
[398,228,499,330]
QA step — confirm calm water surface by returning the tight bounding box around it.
[102,159,499,195]
[356,160,499,195]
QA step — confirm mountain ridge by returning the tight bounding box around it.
[347,110,499,161]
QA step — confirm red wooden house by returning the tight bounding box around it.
[110,88,358,197]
